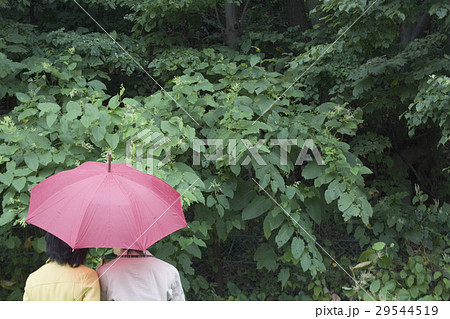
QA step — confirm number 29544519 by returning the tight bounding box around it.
[376,305,438,316]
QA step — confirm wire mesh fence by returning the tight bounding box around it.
[190,231,363,299]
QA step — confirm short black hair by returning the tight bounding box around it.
[126,249,144,255]
[45,232,88,267]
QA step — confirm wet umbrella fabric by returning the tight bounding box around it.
[26,162,187,250]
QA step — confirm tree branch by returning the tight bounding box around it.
[239,0,251,26]
[393,148,437,199]
[215,3,224,30]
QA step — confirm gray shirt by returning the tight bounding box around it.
[97,251,185,301]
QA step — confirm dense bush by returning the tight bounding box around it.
[1,0,449,300]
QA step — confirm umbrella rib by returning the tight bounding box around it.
[112,174,178,248]
[72,174,111,248]
[72,173,147,248]
[114,172,178,210]
[122,178,195,250]
[110,174,143,246]
[28,174,104,248]
[29,173,103,219]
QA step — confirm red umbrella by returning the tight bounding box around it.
[26,158,187,250]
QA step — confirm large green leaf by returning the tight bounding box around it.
[0,172,14,186]
[230,182,256,211]
[105,133,119,150]
[372,242,385,251]
[278,268,290,288]
[66,101,82,118]
[32,236,47,254]
[12,177,26,192]
[338,192,354,212]
[108,95,120,109]
[301,163,323,180]
[275,224,294,248]
[37,102,60,114]
[53,150,66,164]
[370,280,380,293]
[324,179,346,204]
[184,244,202,258]
[305,197,323,224]
[91,125,106,142]
[250,55,261,67]
[242,195,272,220]
[80,114,96,128]
[291,237,305,260]
[17,108,37,121]
[300,253,311,272]
[24,152,39,171]
[0,211,15,226]
[46,113,58,128]
[15,92,30,102]
[254,243,278,271]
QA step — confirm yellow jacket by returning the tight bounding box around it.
[23,261,100,301]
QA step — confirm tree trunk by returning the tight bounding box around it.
[400,11,430,45]
[213,235,224,297]
[225,1,240,50]
[286,0,311,31]
[30,0,36,24]
[306,0,321,27]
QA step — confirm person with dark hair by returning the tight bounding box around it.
[23,232,100,301]
[96,248,184,301]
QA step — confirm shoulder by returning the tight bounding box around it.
[96,262,108,276]
[77,264,97,274]
[72,264,99,282]
[151,257,180,275]
[24,265,46,287]
[26,262,57,281]
[96,258,121,276]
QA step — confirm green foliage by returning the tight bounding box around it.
[344,234,449,301]
[0,0,449,301]
[338,186,449,301]
[46,28,146,76]
[404,75,450,146]
[126,0,218,46]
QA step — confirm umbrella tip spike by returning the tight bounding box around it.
[108,153,112,172]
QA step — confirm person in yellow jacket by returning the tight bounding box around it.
[23,232,100,301]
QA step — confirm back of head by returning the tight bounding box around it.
[113,248,145,256]
[45,232,88,267]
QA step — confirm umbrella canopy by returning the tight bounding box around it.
[26,161,187,250]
